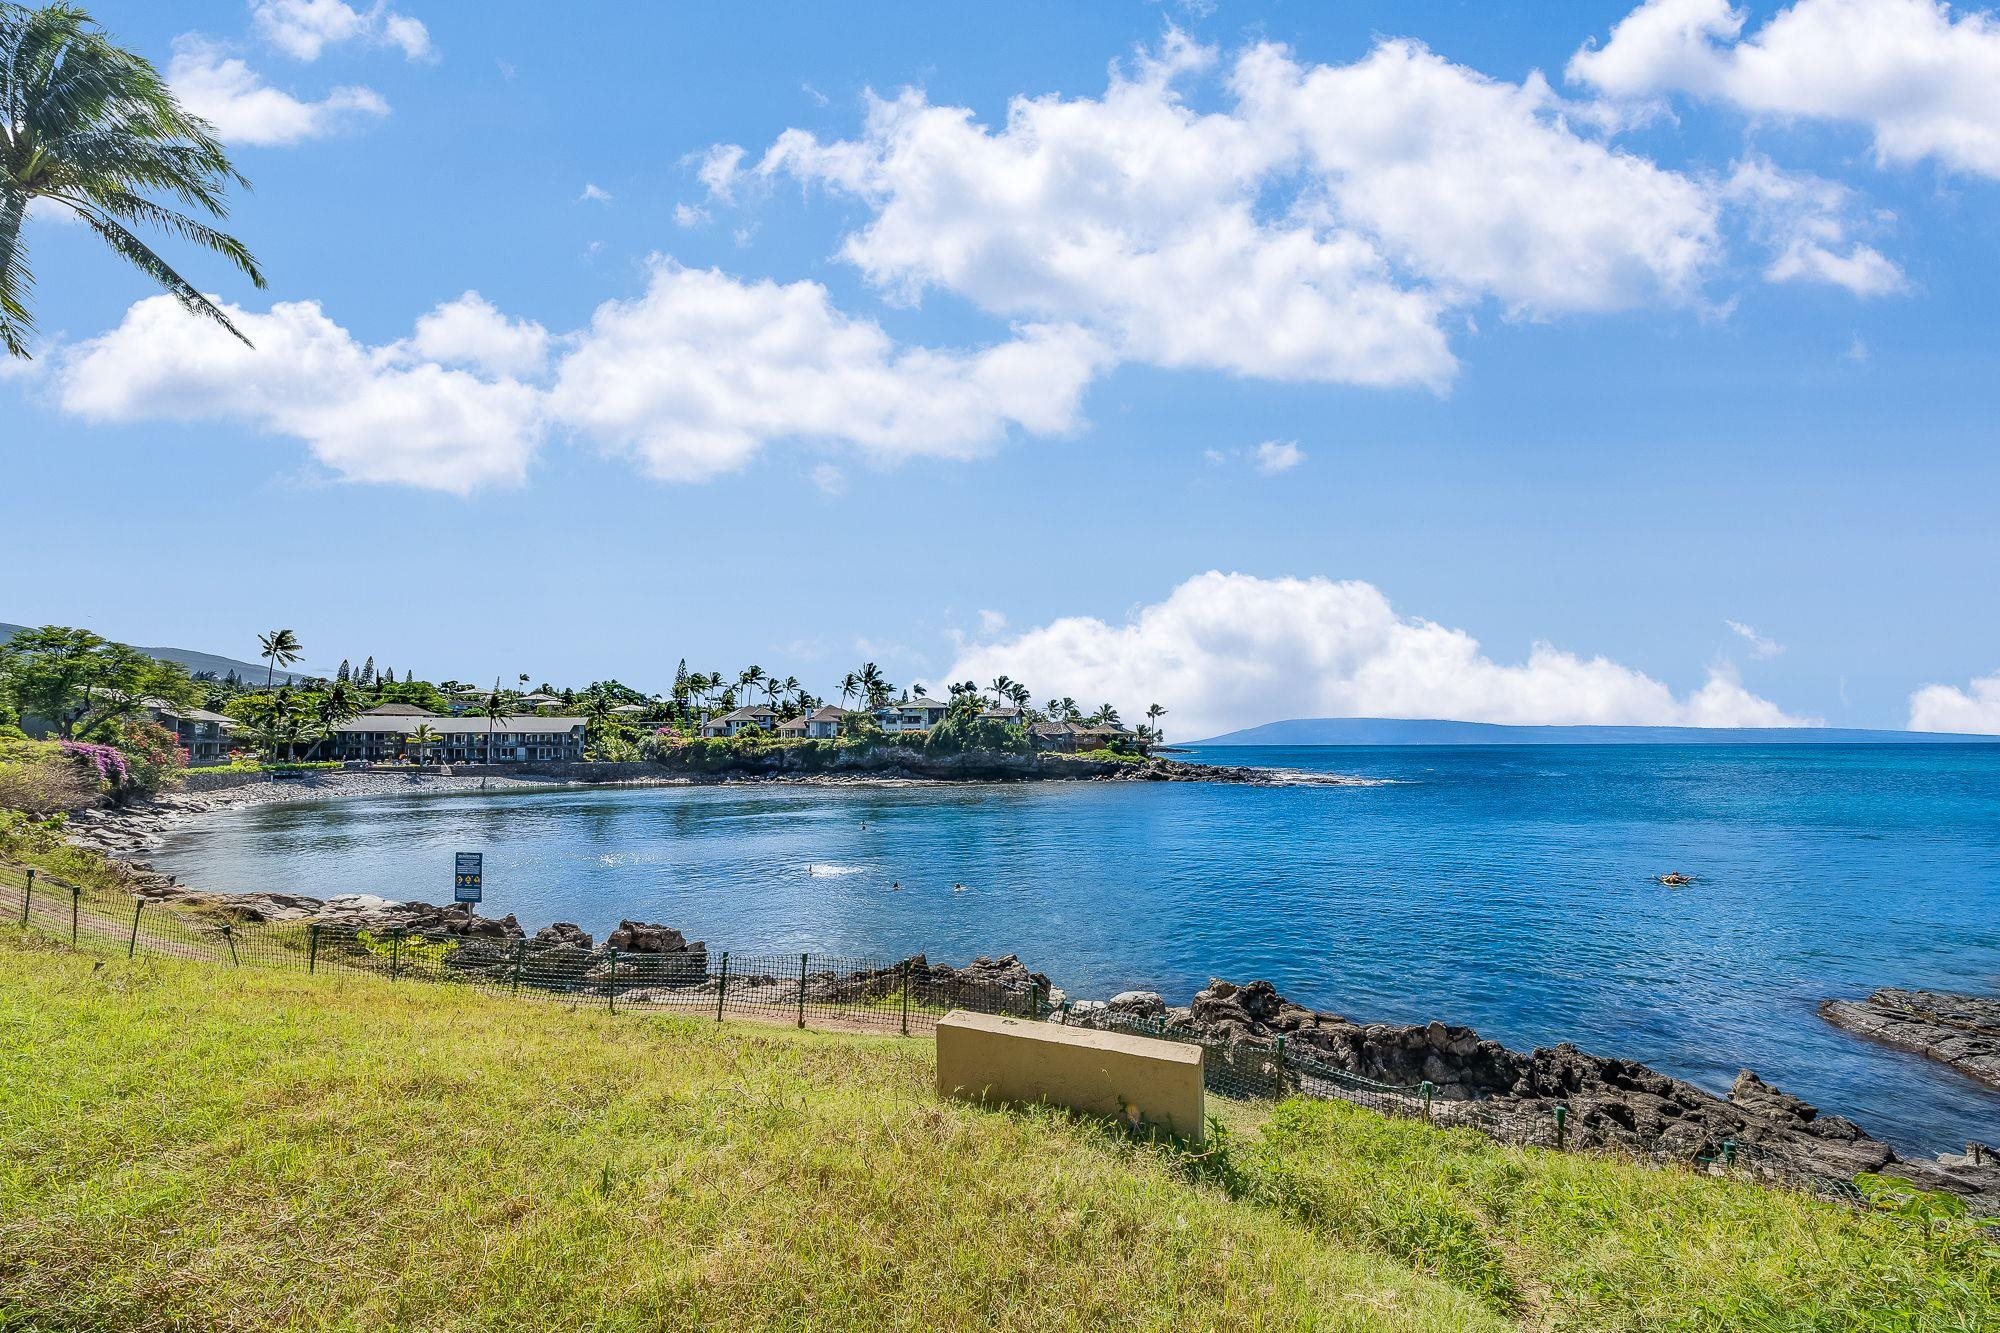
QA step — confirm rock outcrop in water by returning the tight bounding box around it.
[1070,978,2000,1208]
[1821,989,2000,1091]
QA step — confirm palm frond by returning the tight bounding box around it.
[61,186,263,285]
[67,203,253,347]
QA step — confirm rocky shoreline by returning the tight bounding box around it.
[1067,978,2000,1209]
[46,772,2000,1211]
[1821,989,2000,1092]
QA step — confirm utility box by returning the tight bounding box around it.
[935,1010,1205,1142]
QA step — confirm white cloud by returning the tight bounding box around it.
[810,463,848,496]
[169,36,387,146]
[410,291,551,378]
[1230,38,1720,314]
[579,182,614,205]
[1722,156,1906,296]
[252,0,434,62]
[56,294,543,492]
[1908,669,2000,734]
[546,260,1110,482]
[736,31,1731,388]
[1845,333,1871,361]
[1571,0,2000,179]
[1726,619,1785,659]
[1253,440,1306,474]
[673,203,710,228]
[977,609,1009,634]
[695,144,747,203]
[945,571,1813,741]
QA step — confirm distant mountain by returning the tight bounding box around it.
[1191,717,2000,746]
[0,622,321,685]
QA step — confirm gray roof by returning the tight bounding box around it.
[807,706,850,721]
[336,716,585,736]
[884,697,949,711]
[712,705,776,722]
[357,702,437,717]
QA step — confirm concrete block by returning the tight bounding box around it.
[935,1010,1205,1142]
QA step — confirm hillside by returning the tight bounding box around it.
[1193,717,2000,746]
[2,933,1991,1330]
[0,622,320,685]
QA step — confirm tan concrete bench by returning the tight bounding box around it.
[935,1010,1205,1142]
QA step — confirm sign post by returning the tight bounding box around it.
[454,852,483,915]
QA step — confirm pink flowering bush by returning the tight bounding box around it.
[59,740,129,785]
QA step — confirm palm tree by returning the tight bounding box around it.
[583,689,616,744]
[310,680,358,759]
[1088,703,1121,727]
[1146,703,1167,736]
[1009,682,1032,714]
[838,672,860,709]
[480,682,507,765]
[258,628,302,689]
[988,675,1014,708]
[408,722,438,768]
[738,665,766,712]
[1,3,266,358]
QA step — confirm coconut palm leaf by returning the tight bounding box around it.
[1,2,264,357]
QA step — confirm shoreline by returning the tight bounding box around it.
[62,751,1345,864]
[44,765,2000,1207]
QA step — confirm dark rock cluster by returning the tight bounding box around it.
[1821,989,2000,1091]
[1072,977,2000,1208]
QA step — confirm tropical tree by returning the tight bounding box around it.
[1146,702,1167,735]
[988,676,1014,708]
[583,688,617,742]
[0,1,266,358]
[408,722,438,767]
[0,624,193,737]
[738,665,766,711]
[838,671,859,710]
[1009,682,1033,714]
[480,683,507,764]
[309,680,358,758]
[258,628,302,689]
[1088,703,1121,727]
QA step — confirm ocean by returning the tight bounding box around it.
[148,743,2000,1154]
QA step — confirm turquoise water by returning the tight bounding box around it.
[150,744,2000,1154]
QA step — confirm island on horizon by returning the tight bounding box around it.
[1193,717,2000,746]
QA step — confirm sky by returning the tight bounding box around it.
[3,0,1998,740]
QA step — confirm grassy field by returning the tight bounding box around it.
[1,931,1994,1332]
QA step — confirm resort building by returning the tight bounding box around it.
[700,705,778,737]
[329,711,586,763]
[776,706,851,739]
[139,697,238,766]
[874,696,950,733]
[804,705,850,738]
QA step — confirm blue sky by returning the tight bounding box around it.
[3,0,1998,738]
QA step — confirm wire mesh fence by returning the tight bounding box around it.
[0,858,1875,1209]
[0,861,1046,1037]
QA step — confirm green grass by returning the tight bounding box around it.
[0,932,1993,1331]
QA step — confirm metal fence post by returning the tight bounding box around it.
[1554,1104,1568,1151]
[70,885,80,946]
[511,939,526,995]
[1420,1080,1435,1123]
[390,929,403,980]
[307,923,320,974]
[19,868,30,925]
[900,959,911,1036]
[1272,1035,1287,1100]
[715,951,729,1023]
[797,952,808,1029]
[606,948,619,1012]
[128,899,145,959]
[221,924,239,967]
